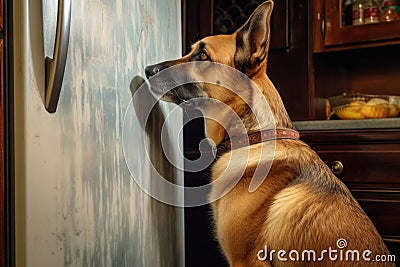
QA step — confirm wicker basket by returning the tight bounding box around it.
[327,92,400,120]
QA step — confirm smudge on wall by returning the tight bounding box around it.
[14,0,184,266]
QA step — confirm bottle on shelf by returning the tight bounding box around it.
[352,0,365,25]
[364,0,381,24]
[343,0,355,26]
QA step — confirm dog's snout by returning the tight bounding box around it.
[145,65,159,78]
[145,62,170,78]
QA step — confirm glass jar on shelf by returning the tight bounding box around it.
[343,0,355,26]
[364,0,381,24]
[352,0,365,25]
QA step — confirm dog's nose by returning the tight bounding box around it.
[145,65,159,78]
[145,62,170,79]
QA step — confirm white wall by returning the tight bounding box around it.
[13,0,184,266]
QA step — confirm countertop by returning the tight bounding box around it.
[294,118,400,131]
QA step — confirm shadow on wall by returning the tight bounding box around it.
[130,76,182,265]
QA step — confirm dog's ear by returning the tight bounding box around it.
[234,0,274,75]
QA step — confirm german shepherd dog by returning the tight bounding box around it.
[145,1,394,266]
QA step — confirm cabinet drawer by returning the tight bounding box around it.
[385,240,400,265]
[352,191,400,260]
[353,191,400,238]
[311,143,400,261]
[313,144,400,189]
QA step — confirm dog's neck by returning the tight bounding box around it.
[204,70,295,146]
[254,72,295,130]
[216,128,300,156]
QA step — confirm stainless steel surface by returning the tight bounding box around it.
[44,0,71,113]
[15,0,184,265]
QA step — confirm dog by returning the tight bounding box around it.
[145,1,394,266]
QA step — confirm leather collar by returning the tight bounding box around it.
[216,128,300,157]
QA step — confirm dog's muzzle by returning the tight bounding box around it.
[145,61,175,78]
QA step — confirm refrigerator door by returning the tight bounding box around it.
[14,0,184,266]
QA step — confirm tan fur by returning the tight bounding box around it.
[211,141,392,266]
[147,1,395,266]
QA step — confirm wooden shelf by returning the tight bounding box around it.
[313,0,400,52]
[326,21,400,47]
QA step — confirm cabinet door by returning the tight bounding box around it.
[0,38,4,267]
[313,143,400,262]
[314,0,400,52]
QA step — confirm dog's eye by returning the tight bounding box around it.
[198,51,209,61]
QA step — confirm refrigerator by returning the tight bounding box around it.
[13,0,184,266]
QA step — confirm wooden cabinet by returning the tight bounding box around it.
[0,0,8,266]
[301,129,400,262]
[310,0,400,119]
[313,0,400,52]
[0,37,4,267]
[0,0,4,264]
[307,1,400,260]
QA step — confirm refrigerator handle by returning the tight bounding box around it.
[45,0,71,113]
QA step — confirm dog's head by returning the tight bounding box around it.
[145,1,280,144]
[145,0,274,106]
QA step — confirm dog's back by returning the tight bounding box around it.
[211,140,393,266]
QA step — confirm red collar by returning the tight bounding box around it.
[216,128,300,156]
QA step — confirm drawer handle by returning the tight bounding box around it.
[331,161,344,176]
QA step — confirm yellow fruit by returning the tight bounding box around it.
[349,101,365,112]
[361,104,389,118]
[366,98,389,105]
[388,104,399,117]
